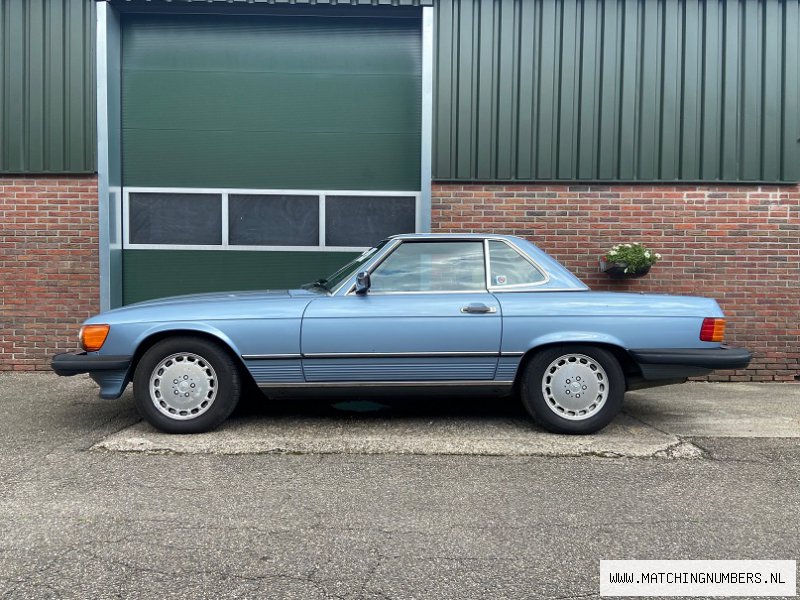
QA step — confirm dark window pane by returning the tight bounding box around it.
[229,195,319,246]
[370,241,485,292]
[129,193,222,245]
[325,196,416,247]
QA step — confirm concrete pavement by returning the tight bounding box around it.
[0,373,798,599]
[626,382,800,437]
[86,379,800,457]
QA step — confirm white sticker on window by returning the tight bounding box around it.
[495,275,508,285]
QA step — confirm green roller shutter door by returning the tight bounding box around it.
[122,250,359,305]
[122,13,421,191]
[120,12,421,303]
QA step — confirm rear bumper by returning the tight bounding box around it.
[630,346,752,380]
[51,352,132,377]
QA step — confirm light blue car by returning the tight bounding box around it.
[52,234,751,434]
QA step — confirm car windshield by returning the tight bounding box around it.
[303,241,388,293]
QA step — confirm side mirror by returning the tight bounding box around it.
[354,271,371,295]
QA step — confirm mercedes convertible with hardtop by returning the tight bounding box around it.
[52,234,751,434]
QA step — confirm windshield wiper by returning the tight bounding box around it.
[301,278,330,293]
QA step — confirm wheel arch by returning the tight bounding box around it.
[130,326,257,389]
[513,341,642,390]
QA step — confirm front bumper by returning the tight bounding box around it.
[52,352,133,399]
[51,352,132,377]
[630,346,752,380]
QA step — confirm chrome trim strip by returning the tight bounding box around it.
[303,351,500,359]
[245,352,524,360]
[364,290,491,296]
[258,381,515,389]
[242,354,302,360]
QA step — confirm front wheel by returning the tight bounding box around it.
[133,336,241,433]
[520,345,625,434]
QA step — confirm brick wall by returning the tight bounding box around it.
[1,177,798,381]
[0,176,99,371]
[432,183,800,382]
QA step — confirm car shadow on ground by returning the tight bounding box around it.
[233,388,529,422]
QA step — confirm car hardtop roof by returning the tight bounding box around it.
[382,232,588,290]
[386,233,521,242]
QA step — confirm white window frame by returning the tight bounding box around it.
[122,186,422,252]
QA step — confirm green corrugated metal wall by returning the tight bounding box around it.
[3,0,800,182]
[434,0,800,182]
[0,0,95,173]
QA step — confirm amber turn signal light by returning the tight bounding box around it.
[80,324,110,352]
[700,318,725,342]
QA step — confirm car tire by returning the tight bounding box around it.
[132,336,241,434]
[520,345,625,434]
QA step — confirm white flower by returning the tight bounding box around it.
[644,251,651,258]
[655,253,662,259]
[624,243,632,248]
[623,267,629,273]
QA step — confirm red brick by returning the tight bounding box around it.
[432,182,800,382]
[0,175,99,370]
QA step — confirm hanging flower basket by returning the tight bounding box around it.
[599,260,651,279]
[599,243,660,279]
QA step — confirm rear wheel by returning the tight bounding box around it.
[520,345,624,434]
[133,336,241,433]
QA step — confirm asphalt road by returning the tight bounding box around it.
[0,373,798,599]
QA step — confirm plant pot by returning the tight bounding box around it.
[599,261,651,279]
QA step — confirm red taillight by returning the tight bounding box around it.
[700,318,725,342]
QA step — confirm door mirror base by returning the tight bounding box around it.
[355,271,371,295]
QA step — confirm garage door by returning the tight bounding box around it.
[120,12,421,304]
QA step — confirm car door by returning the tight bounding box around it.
[301,240,502,382]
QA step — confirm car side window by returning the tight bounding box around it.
[488,240,546,287]
[369,241,486,293]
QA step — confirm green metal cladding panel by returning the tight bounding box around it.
[0,0,95,173]
[122,250,358,304]
[434,0,800,182]
[121,13,421,190]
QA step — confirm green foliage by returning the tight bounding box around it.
[603,243,661,274]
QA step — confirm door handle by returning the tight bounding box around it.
[460,303,497,314]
